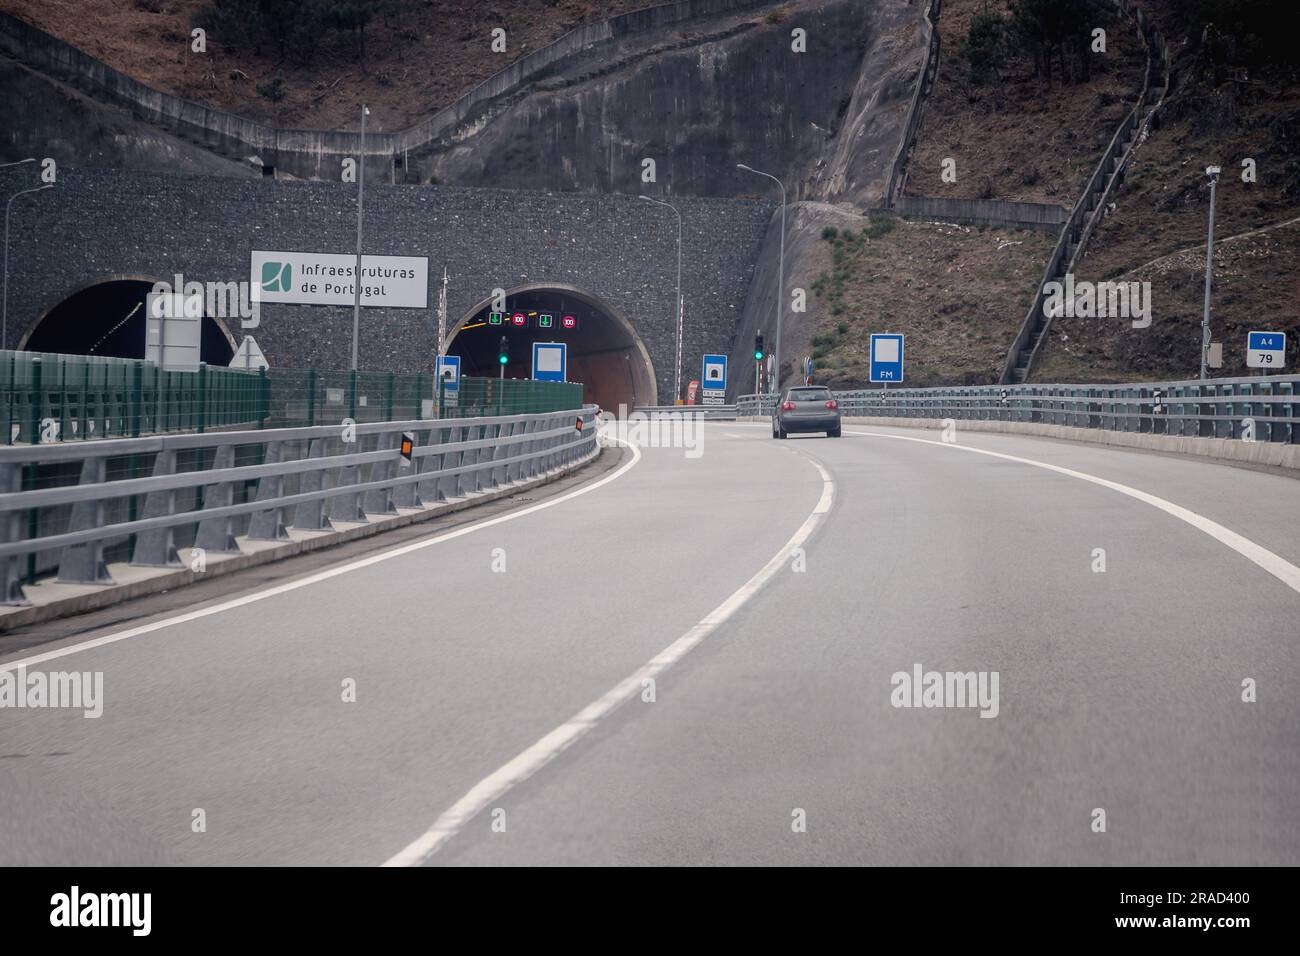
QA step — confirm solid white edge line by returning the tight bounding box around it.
[0,443,643,674]
[848,429,1300,596]
[381,451,835,866]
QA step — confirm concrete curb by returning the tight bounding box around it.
[0,447,602,633]
[838,416,1300,473]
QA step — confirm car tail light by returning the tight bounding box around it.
[781,401,796,411]
[825,399,838,410]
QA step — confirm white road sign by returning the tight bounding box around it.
[1247,331,1286,369]
[251,251,429,308]
[230,336,269,370]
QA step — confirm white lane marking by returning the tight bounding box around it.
[0,445,643,673]
[850,430,1300,595]
[382,452,835,866]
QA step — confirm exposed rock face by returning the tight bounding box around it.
[422,0,927,207]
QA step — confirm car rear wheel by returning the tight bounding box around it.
[828,426,841,438]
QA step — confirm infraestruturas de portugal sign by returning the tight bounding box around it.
[251,251,429,308]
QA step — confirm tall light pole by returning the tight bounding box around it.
[1200,165,1221,381]
[351,105,370,371]
[3,183,53,352]
[639,195,683,403]
[737,163,785,394]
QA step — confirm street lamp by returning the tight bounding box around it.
[351,105,370,371]
[1200,165,1221,381]
[638,195,683,403]
[737,163,785,394]
[3,183,53,352]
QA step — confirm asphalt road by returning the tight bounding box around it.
[1,423,1297,866]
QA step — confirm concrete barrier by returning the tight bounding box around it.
[892,195,1067,233]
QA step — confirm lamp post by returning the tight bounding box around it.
[1200,165,1221,381]
[737,163,785,394]
[351,105,370,372]
[638,195,683,403]
[3,182,53,352]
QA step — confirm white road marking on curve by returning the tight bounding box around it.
[0,444,643,673]
[381,449,835,866]
[850,429,1300,595]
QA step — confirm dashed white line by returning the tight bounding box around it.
[381,449,835,866]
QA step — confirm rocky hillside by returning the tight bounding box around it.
[1037,0,1300,381]
[0,0,650,131]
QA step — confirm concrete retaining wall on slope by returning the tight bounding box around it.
[0,0,775,181]
[892,195,1067,233]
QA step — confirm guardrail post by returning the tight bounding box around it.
[436,424,463,501]
[485,422,506,488]
[194,444,242,553]
[248,439,293,540]
[414,427,443,503]
[362,432,398,516]
[1,461,29,604]
[56,455,114,585]
[292,437,334,531]
[462,424,482,493]
[330,435,367,524]
[130,449,183,567]
[394,429,424,509]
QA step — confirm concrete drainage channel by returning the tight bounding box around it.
[0,408,600,631]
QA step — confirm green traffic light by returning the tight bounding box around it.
[499,354,508,365]
[754,351,764,360]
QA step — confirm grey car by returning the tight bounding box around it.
[772,385,841,438]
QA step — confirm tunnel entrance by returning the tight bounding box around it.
[447,285,656,411]
[21,278,236,364]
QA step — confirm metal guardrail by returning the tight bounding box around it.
[2,350,585,443]
[737,375,1299,443]
[632,404,738,420]
[0,406,599,605]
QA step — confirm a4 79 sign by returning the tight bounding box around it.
[1246,331,1286,369]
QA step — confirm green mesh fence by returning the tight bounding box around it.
[2,350,583,443]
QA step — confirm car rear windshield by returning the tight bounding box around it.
[788,388,831,400]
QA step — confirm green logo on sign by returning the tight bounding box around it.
[261,261,292,293]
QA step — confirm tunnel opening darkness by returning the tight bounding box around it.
[447,286,656,411]
[22,279,236,364]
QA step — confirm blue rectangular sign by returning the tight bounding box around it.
[702,353,728,391]
[532,342,567,382]
[437,354,460,389]
[869,334,904,383]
